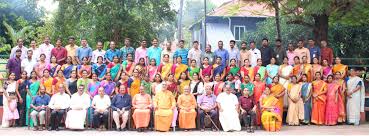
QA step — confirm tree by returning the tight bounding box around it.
[2,20,33,46]
[257,0,281,39]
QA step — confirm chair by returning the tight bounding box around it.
[27,108,49,130]
[129,107,154,131]
[109,108,132,130]
[45,107,68,129]
[196,108,221,131]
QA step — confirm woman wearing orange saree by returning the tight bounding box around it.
[171,56,188,80]
[253,73,266,125]
[241,59,254,82]
[332,57,348,79]
[270,76,285,118]
[178,72,190,95]
[213,73,224,96]
[260,87,282,132]
[292,56,303,81]
[334,72,346,123]
[130,69,141,97]
[325,75,339,125]
[311,72,327,125]
[302,56,312,82]
[157,54,172,79]
[311,57,323,81]
[41,69,54,96]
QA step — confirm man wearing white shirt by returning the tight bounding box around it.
[29,40,40,61]
[188,41,202,67]
[249,41,261,67]
[92,87,111,130]
[65,85,90,130]
[39,36,54,63]
[92,41,106,64]
[228,40,241,66]
[48,84,71,131]
[10,38,28,60]
[21,50,36,77]
[161,42,174,63]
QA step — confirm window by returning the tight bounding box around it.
[234,25,245,41]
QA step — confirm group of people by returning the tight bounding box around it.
[1,36,367,133]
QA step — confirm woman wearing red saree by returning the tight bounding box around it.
[254,73,266,125]
[334,72,346,123]
[199,57,213,80]
[241,59,254,82]
[311,57,323,81]
[325,75,339,125]
[213,73,224,96]
[311,72,327,125]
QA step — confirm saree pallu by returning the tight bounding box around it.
[286,83,304,125]
[201,65,212,77]
[62,65,76,79]
[214,82,224,96]
[311,80,327,125]
[172,64,188,79]
[42,77,53,95]
[279,65,293,108]
[301,83,312,123]
[266,65,279,85]
[53,78,66,94]
[130,79,141,97]
[92,64,107,79]
[271,84,285,117]
[226,66,240,76]
[253,81,266,125]
[188,67,200,77]
[49,64,59,77]
[254,66,266,81]
[148,66,157,81]
[241,83,254,96]
[335,79,346,123]
[322,66,332,80]
[26,81,40,126]
[325,83,339,125]
[179,80,191,94]
[159,63,172,78]
[122,61,133,72]
[293,64,303,80]
[78,65,92,77]
[110,63,121,80]
[261,96,282,132]
[303,64,312,82]
[87,82,100,97]
[241,66,254,81]
[333,64,348,78]
[346,76,365,125]
[213,64,225,77]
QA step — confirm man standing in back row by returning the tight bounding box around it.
[174,40,189,65]
[260,38,274,66]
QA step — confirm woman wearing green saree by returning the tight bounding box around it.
[253,58,266,81]
[107,56,122,81]
[26,71,40,127]
[226,59,240,76]
[187,59,200,80]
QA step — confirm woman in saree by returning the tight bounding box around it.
[332,57,348,79]
[157,54,172,79]
[189,72,204,99]
[312,57,323,81]
[92,56,107,81]
[241,75,254,96]
[17,71,29,126]
[292,56,303,81]
[115,72,133,95]
[107,56,122,81]
[270,76,285,118]
[171,56,188,80]
[135,58,147,76]
[213,57,226,80]
[322,59,332,81]
[226,59,240,76]
[213,73,225,96]
[253,73,266,126]
[302,56,313,82]
[61,56,77,79]
[130,69,141,97]
[47,56,61,77]
[241,59,254,82]
[26,71,40,127]
[41,69,53,96]
[166,74,179,98]
[77,57,92,78]
[52,70,70,95]
[266,58,279,85]
[325,75,339,125]
[147,58,158,82]
[187,59,200,80]
[311,72,327,125]
[122,53,135,76]
[178,72,190,95]
[35,54,48,78]
[77,70,91,93]
[199,57,213,80]
[151,74,163,95]
[286,76,304,126]
[346,68,365,125]
[279,57,293,108]
[301,74,312,124]
[254,59,267,82]
[87,73,100,99]
[260,87,282,132]
[66,70,78,95]
[334,72,346,123]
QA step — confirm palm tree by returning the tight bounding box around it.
[2,21,33,47]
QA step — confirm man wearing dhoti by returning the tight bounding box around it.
[153,82,176,132]
[132,86,152,132]
[216,84,241,132]
[177,86,197,131]
[65,85,90,129]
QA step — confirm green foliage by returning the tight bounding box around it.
[2,20,33,46]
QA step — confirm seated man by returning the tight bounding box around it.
[30,86,50,131]
[132,86,152,132]
[153,82,176,132]
[92,87,111,131]
[239,88,256,133]
[65,85,90,129]
[216,84,241,132]
[111,84,132,131]
[177,86,197,131]
[48,84,71,131]
[197,85,218,132]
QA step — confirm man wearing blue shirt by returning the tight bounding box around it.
[174,40,189,65]
[147,38,162,66]
[30,86,50,130]
[76,38,93,64]
[120,38,135,62]
[214,41,229,66]
[308,38,321,63]
[111,85,132,131]
[105,41,121,64]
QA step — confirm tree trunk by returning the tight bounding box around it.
[177,0,184,40]
[312,14,329,43]
[273,0,281,39]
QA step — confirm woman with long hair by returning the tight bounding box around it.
[61,56,77,79]
[2,73,20,127]
[311,72,327,125]
[325,75,339,125]
[26,71,40,127]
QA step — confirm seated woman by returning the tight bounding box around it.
[260,87,282,132]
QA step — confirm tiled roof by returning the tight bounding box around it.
[208,0,275,17]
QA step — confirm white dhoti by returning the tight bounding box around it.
[216,92,241,131]
[65,109,87,129]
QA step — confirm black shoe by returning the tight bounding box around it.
[48,127,53,131]
[55,127,59,131]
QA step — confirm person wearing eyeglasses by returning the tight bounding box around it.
[65,85,90,130]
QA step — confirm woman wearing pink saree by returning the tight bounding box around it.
[325,75,339,125]
[322,59,332,81]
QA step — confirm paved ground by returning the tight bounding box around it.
[1,124,369,135]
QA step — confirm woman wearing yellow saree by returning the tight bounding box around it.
[178,72,190,95]
[260,87,282,132]
[171,56,188,80]
[332,57,348,79]
[293,56,303,81]
[311,72,327,125]
[130,69,141,97]
[158,54,172,79]
[270,76,285,118]
[302,56,312,82]
[41,69,53,96]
